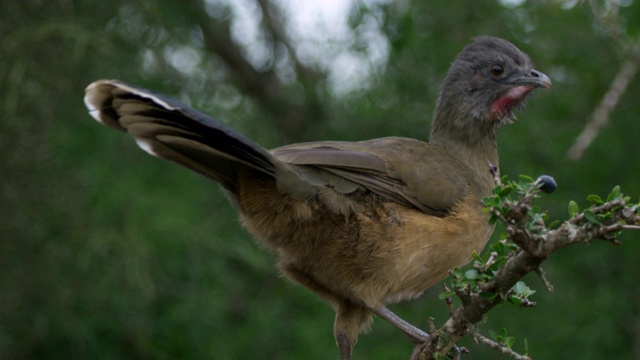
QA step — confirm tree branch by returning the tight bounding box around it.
[567,1,640,160]
[179,0,325,141]
[413,178,639,359]
[255,0,323,86]
[566,45,640,160]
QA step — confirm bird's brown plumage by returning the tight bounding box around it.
[84,36,551,359]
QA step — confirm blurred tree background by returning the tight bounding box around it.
[2,0,640,359]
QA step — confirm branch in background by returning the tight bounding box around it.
[180,0,325,141]
[414,176,640,359]
[255,0,323,86]
[566,45,640,160]
[567,1,640,160]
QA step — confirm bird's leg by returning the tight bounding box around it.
[281,263,370,360]
[335,330,354,360]
[367,306,430,343]
[334,304,370,360]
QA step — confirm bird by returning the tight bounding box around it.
[84,36,551,359]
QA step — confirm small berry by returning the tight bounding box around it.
[535,175,557,194]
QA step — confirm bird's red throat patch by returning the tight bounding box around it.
[491,85,534,120]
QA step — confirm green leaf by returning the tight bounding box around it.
[465,269,479,280]
[519,174,535,182]
[506,336,515,348]
[568,200,579,217]
[499,186,512,197]
[494,241,506,256]
[487,259,506,273]
[583,209,601,225]
[607,185,621,202]
[480,292,497,301]
[586,194,604,205]
[438,291,456,300]
[472,250,482,262]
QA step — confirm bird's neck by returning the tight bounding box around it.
[429,116,499,195]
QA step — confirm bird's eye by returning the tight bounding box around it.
[490,64,504,77]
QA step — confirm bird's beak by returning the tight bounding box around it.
[511,69,552,89]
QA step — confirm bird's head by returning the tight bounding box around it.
[431,36,551,146]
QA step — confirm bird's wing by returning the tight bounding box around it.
[271,138,474,217]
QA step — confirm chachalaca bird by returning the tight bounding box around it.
[84,36,551,359]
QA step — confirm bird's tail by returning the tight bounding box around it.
[84,80,278,193]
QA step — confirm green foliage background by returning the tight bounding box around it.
[2,1,639,359]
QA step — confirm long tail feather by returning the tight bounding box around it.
[84,80,277,192]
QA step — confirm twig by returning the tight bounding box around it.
[472,331,531,360]
[427,317,437,334]
[442,284,455,318]
[476,251,499,273]
[568,199,625,224]
[534,267,554,292]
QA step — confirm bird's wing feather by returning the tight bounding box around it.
[272,138,474,217]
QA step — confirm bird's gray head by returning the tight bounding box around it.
[431,36,551,146]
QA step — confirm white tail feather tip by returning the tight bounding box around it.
[135,138,159,157]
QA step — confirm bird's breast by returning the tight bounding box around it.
[379,195,494,304]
